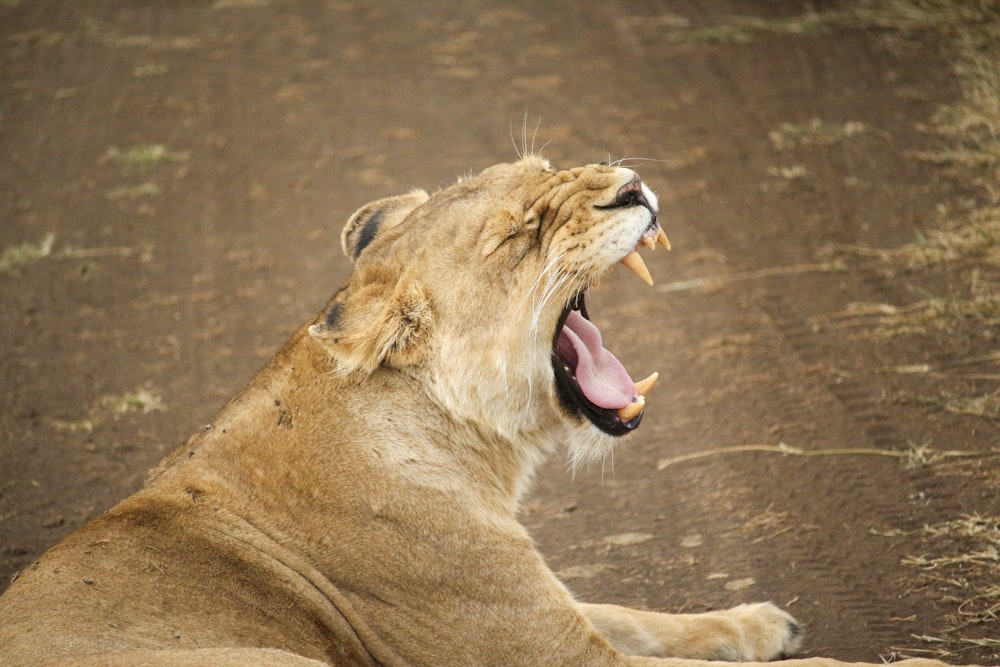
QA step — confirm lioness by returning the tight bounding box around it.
[0,157,964,667]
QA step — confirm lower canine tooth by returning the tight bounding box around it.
[634,372,659,396]
[617,396,645,421]
[620,251,653,286]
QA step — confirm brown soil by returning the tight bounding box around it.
[2,1,997,664]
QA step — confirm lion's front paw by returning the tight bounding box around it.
[720,602,803,661]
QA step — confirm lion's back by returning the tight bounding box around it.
[0,494,373,667]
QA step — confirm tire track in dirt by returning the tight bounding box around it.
[756,261,977,512]
[762,285,903,449]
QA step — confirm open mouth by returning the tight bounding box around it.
[551,224,668,436]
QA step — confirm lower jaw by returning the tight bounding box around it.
[551,357,642,436]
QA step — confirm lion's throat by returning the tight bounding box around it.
[555,310,636,410]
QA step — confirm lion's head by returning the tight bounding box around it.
[309,156,667,465]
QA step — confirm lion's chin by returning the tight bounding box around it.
[563,419,626,471]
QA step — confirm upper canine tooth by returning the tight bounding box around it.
[656,227,672,251]
[620,251,653,286]
[617,395,645,421]
[642,236,657,251]
[634,372,659,396]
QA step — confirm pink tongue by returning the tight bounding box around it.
[556,311,635,409]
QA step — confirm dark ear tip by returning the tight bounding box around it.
[342,206,384,260]
[324,302,343,329]
[341,190,429,262]
[350,209,384,260]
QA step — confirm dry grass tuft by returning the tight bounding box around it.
[634,13,834,45]
[885,515,1000,655]
[769,118,867,150]
[100,388,167,416]
[0,233,54,275]
[0,234,140,278]
[835,207,1000,271]
[808,294,1000,340]
[941,389,1000,419]
[100,144,190,167]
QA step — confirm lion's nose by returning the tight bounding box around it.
[610,176,652,211]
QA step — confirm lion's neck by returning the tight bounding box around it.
[153,322,556,526]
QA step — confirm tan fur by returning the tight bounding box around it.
[0,158,971,667]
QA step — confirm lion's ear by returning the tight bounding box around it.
[308,274,433,374]
[341,190,429,262]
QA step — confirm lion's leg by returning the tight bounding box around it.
[579,601,803,662]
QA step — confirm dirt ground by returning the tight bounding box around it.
[2,1,998,664]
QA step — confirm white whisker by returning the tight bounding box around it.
[520,249,568,325]
[509,119,522,160]
[616,155,671,170]
[531,116,541,156]
[530,262,573,335]
[523,113,531,159]
[524,372,532,418]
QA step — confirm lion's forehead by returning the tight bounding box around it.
[524,162,620,192]
[522,167,624,220]
[459,162,624,213]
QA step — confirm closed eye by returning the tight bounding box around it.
[604,189,644,209]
